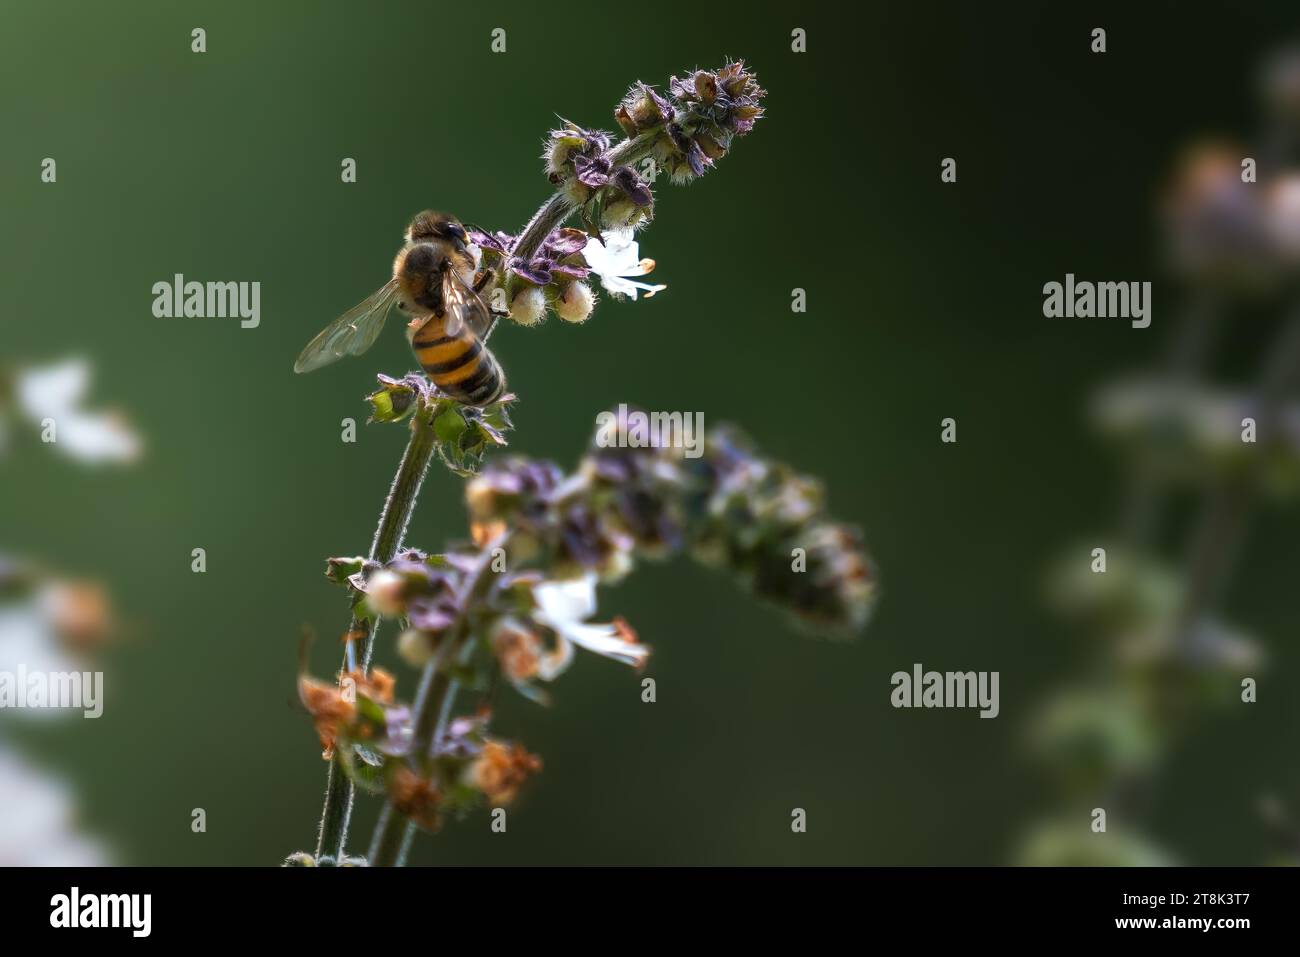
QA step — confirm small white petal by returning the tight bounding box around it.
[598,276,637,298]
[53,413,142,464]
[16,359,89,421]
[534,575,598,623]
[532,575,645,668]
[631,281,667,299]
[556,621,647,667]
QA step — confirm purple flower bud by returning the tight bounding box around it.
[615,82,676,135]
[406,596,458,632]
[693,129,728,161]
[381,705,414,756]
[469,229,513,255]
[644,84,674,121]
[509,256,554,285]
[667,60,765,149]
[574,153,613,188]
[550,262,591,280]
[610,166,654,207]
[543,228,589,257]
[684,141,710,178]
[692,71,718,103]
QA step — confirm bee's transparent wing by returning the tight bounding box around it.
[443,268,496,342]
[294,280,401,373]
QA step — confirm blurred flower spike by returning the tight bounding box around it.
[1091,378,1300,497]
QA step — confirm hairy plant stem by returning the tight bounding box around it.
[315,412,439,860]
[368,535,508,866]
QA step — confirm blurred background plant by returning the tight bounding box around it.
[0,358,138,865]
[1018,47,1300,867]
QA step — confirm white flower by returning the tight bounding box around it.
[0,746,109,866]
[16,359,141,465]
[532,574,648,670]
[582,228,667,300]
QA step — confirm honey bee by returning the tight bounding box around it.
[294,211,506,407]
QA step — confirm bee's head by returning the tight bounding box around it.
[406,211,467,251]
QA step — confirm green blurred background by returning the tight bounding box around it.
[2,0,1298,864]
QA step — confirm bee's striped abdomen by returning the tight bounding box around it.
[410,318,505,407]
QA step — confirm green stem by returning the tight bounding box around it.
[315,412,439,861]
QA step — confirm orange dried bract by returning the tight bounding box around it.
[492,623,542,682]
[347,666,396,704]
[470,519,508,548]
[298,677,355,758]
[612,616,639,646]
[390,767,442,831]
[47,581,113,651]
[471,740,543,805]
